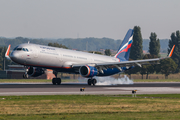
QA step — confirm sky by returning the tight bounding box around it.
[0,0,179,40]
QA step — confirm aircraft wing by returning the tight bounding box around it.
[72,45,175,71]
[5,45,11,60]
[73,57,162,69]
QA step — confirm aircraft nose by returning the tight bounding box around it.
[10,52,19,61]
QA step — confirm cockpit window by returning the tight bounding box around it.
[14,47,29,52]
[16,48,22,51]
[13,46,18,51]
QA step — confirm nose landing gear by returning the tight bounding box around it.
[87,78,97,86]
[23,68,29,78]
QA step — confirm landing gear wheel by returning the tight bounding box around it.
[52,78,61,85]
[52,78,56,85]
[23,74,25,78]
[87,78,97,86]
[88,79,92,85]
[92,79,97,86]
[23,74,28,79]
[57,78,61,85]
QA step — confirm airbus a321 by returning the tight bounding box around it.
[5,29,175,85]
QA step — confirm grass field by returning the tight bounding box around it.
[0,78,180,83]
[0,94,180,119]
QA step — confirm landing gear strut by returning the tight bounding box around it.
[23,67,29,79]
[52,70,61,85]
[23,73,28,78]
[87,78,97,86]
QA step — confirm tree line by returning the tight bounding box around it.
[0,36,169,52]
[126,26,178,79]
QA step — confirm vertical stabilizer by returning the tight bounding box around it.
[114,29,133,60]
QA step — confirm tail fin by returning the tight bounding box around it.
[114,29,133,60]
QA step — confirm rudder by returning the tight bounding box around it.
[114,29,133,60]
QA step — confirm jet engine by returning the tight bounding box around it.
[79,65,98,77]
[27,67,45,77]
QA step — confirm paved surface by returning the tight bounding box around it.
[0,82,180,95]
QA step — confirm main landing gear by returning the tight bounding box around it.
[52,78,61,85]
[87,78,97,86]
[52,70,61,85]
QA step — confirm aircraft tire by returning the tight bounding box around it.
[92,79,97,86]
[57,78,61,85]
[23,74,25,78]
[52,78,56,85]
[87,79,92,85]
[23,74,28,79]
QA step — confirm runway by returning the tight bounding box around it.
[0,82,180,96]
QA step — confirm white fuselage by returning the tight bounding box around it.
[10,43,119,72]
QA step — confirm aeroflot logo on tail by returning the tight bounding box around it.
[115,36,133,58]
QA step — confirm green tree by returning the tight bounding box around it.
[104,49,111,56]
[0,46,13,71]
[130,26,143,60]
[168,30,180,72]
[156,58,177,79]
[89,51,103,55]
[0,47,3,70]
[128,26,143,75]
[149,32,160,57]
[140,54,157,79]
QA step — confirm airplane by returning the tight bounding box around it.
[5,29,175,85]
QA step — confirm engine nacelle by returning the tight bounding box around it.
[27,67,44,77]
[79,65,98,77]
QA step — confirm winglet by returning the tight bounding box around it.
[5,45,11,59]
[168,45,175,57]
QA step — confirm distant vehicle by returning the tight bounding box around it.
[5,29,175,85]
